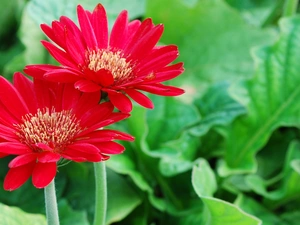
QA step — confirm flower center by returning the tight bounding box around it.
[87,49,134,84]
[15,108,81,153]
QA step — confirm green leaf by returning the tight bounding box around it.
[192,159,217,197]
[192,159,261,225]
[19,6,49,65]
[291,159,300,174]
[146,95,200,149]
[190,82,246,137]
[0,172,66,214]
[0,202,46,225]
[106,154,152,193]
[27,0,145,26]
[225,0,283,27]
[0,0,20,39]
[106,169,142,224]
[63,163,96,222]
[235,195,286,225]
[58,200,89,225]
[146,0,276,96]
[225,16,300,173]
[281,211,300,225]
[245,140,300,206]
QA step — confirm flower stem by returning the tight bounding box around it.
[93,162,107,225]
[283,0,299,17]
[44,179,60,225]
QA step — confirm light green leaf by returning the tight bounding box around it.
[146,0,276,96]
[192,159,217,197]
[192,160,261,225]
[291,159,300,174]
[225,16,300,173]
[106,169,142,224]
[0,202,46,225]
[27,0,145,26]
[190,82,246,137]
[201,198,262,225]
[19,6,49,64]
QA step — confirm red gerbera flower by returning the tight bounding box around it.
[24,4,184,113]
[0,72,133,191]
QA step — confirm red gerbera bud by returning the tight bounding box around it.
[0,72,133,191]
[24,4,184,113]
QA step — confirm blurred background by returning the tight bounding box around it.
[1,0,300,225]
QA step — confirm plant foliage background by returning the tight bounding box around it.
[0,0,300,224]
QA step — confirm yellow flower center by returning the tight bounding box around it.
[87,49,134,84]
[15,108,81,153]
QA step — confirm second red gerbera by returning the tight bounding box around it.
[0,72,133,191]
[24,4,184,112]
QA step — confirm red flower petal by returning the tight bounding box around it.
[4,163,35,191]
[59,83,81,111]
[125,89,154,109]
[92,4,108,49]
[67,143,100,154]
[107,91,132,113]
[126,20,141,41]
[13,72,38,113]
[137,45,179,75]
[60,16,84,43]
[9,153,37,168]
[64,27,86,65]
[32,162,57,188]
[80,102,114,127]
[94,141,125,154]
[0,124,17,141]
[0,76,29,119]
[62,144,103,162]
[147,63,184,83]
[110,10,128,49]
[74,79,101,92]
[44,68,81,83]
[35,143,53,151]
[0,102,19,127]
[41,24,57,45]
[78,129,134,143]
[0,142,30,155]
[24,64,61,79]
[124,18,153,55]
[73,91,101,118]
[41,41,77,68]
[0,153,9,158]
[38,152,61,163]
[128,24,164,61]
[77,5,98,49]
[95,69,115,87]
[137,84,185,96]
[78,112,130,137]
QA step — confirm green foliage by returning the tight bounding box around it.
[0,0,300,224]
[0,202,46,225]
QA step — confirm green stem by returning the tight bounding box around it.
[93,162,107,225]
[44,179,60,225]
[283,0,299,17]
